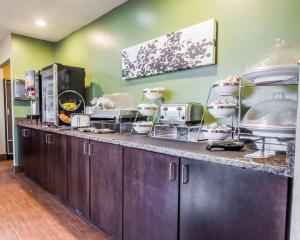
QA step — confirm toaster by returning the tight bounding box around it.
[159,103,203,125]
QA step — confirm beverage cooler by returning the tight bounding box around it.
[41,63,85,126]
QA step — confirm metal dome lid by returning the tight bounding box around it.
[243,39,300,85]
[242,93,297,137]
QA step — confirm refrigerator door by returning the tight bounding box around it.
[41,64,58,125]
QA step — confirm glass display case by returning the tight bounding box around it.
[41,63,85,126]
[152,124,201,142]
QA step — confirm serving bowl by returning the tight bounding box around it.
[138,103,158,116]
[96,97,115,109]
[213,76,240,96]
[213,82,239,96]
[143,87,165,100]
[207,102,237,118]
[133,121,153,134]
[202,127,231,141]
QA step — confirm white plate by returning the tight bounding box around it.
[243,65,299,85]
[243,124,296,138]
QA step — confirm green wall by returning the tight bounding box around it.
[54,0,300,104]
[10,0,300,165]
[11,34,55,117]
[11,34,55,165]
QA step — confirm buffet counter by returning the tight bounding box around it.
[16,119,295,177]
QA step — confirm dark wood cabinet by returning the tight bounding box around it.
[123,148,179,240]
[90,141,123,240]
[66,136,90,219]
[179,158,289,240]
[17,126,290,240]
[18,127,39,181]
[38,131,51,190]
[28,128,40,182]
[49,133,67,201]
[19,126,32,175]
[19,129,67,200]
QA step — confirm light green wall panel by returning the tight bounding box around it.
[54,0,300,104]
[11,33,55,117]
[11,34,55,166]
[10,0,300,165]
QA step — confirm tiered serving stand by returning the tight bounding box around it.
[131,88,164,134]
[197,78,244,142]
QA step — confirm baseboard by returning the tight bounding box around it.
[0,154,14,161]
[13,165,24,174]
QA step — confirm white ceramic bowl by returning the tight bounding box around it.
[213,83,239,96]
[207,104,237,118]
[138,103,158,116]
[202,128,231,141]
[133,121,153,134]
[143,87,165,100]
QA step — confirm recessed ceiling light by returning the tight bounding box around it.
[35,20,47,27]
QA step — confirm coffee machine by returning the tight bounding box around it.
[25,70,41,120]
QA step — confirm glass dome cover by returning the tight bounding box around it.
[242,92,297,131]
[243,39,300,85]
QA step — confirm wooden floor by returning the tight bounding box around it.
[0,160,109,240]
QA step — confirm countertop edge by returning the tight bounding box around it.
[16,123,294,178]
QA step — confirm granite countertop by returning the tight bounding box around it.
[16,121,295,177]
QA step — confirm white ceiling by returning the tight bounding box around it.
[0,0,127,43]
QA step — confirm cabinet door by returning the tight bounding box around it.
[90,141,123,240]
[18,127,32,175]
[38,131,51,189]
[18,127,27,172]
[124,148,179,240]
[180,158,289,240]
[29,128,40,182]
[67,136,90,219]
[49,133,67,201]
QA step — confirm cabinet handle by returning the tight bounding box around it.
[45,134,48,143]
[23,129,29,138]
[84,142,89,155]
[48,134,53,144]
[83,142,87,155]
[22,129,25,137]
[169,162,176,181]
[181,164,189,184]
[88,143,91,156]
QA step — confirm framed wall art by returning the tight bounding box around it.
[122,19,217,80]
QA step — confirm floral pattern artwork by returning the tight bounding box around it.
[122,19,217,80]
